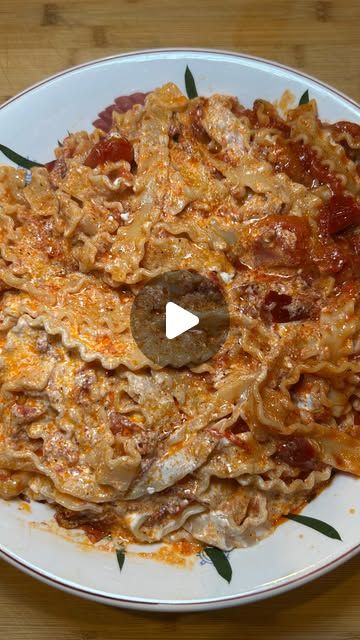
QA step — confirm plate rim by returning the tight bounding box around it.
[1,538,360,611]
[0,47,359,114]
[0,46,359,611]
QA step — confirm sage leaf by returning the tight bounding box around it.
[299,90,310,105]
[185,65,198,99]
[204,546,232,583]
[0,144,43,169]
[116,547,125,571]
[286,514,341,540]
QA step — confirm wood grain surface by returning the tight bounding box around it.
[0,0,359,638]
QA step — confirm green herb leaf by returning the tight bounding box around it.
[286,514,341,540]
[299,90,310,105]
[185,65,198,99]
[0,144,43,169]
[116,547,125,571]
[204,547,232,583]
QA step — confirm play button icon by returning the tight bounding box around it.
[165,302,199,339]
[130,270,229,368]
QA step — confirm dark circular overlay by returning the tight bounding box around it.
[130,270,230,368]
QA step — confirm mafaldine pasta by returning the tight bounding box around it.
[0,83,359,550]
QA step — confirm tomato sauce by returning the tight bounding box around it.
[232,99,290,135]
[271,140,343,193]
[330,121,360,142]
[318,194,360,235]
[253,99,291,136]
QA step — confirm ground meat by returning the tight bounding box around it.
[236,280,318,324]
[75,367,97,391]
[11,403,46,425]
[36,334,49,353]
[109,412,161,459]
[143,498,190,529]
[109,412,141,435]
[273,436,321,472]
[169,115,182,141]
[43,432,79,465]
[189,99,212,145]
[55,506,113,542]
[260,290,312,323]
[73,367,97,404]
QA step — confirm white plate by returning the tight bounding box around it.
[0,48,359,612]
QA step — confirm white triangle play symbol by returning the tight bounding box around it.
[165,302,199,340]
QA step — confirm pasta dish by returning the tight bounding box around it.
[0,82,359,551]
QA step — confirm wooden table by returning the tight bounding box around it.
[0,1,359,637]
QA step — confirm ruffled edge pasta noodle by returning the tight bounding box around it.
[0,83,359,551]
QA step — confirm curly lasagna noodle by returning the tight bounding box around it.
[0,84,359,550]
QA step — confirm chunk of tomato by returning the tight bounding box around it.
[84,136,134,168]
